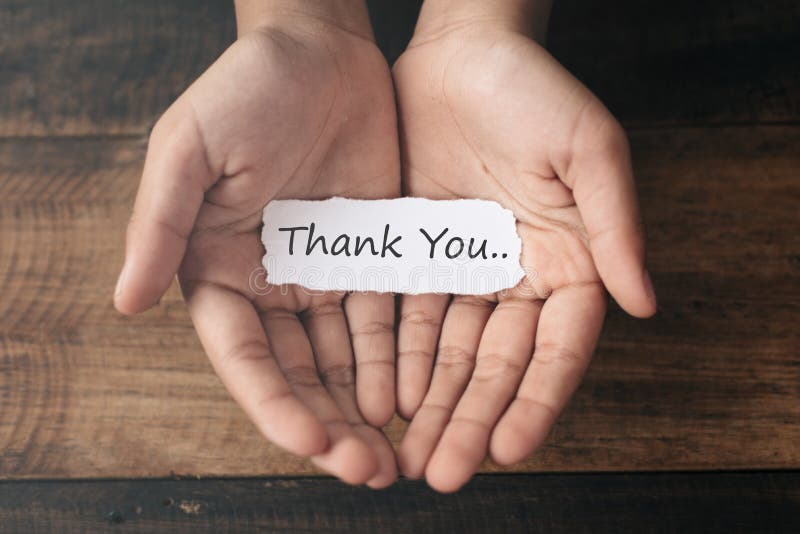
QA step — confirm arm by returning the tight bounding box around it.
[234,0,374,38]
[414,0,551,44]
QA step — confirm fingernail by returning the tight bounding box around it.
[642,269,657,308]
[115,265,128,298]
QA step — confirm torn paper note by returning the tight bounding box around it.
[261,197,524,295]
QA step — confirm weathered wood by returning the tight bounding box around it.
[1,472,799,532]
[1,125,798,478]
[1,0,798,481]
[0,0,236,137]
[548,0,800,126]
[1,0,798,137]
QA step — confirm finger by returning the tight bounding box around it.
[350,422,399,489]
[562,110,656,318]
[301,299,396,489]
[425,298,541,493]
[115,102,218,314]
[490,282,606,466]
[343,292,396,427]
[181,280,327,457]
[262,306,380,486]
[396,294,450,419]
[397,295,493,479]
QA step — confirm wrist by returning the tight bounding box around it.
[412,0,552,45]
[234,0,374,41]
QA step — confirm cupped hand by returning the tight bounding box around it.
[394,21,657,492]
[114,16,399,487]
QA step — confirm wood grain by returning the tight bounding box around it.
[0,125,798,478]
[2,473,799,533]
[1,0,798,137]
[1,0,798,481]
[548,0,800,127]
[0,0,235,137]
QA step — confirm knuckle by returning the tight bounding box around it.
[147,117,167,145]
[400,310,442,329]
[606,118,630,153]
[453,295,494,309]
[533,342,588,368]
[419,401,454,415]
[575,98,629,157]
[319,364,355,389]
[147,105,205,170]
[355,359,394,371]
[351,320,394,339]
[397,349,435,362]
[595,117,631,163]
[282,365,321,388]
[149,109,181,146]
[261,308,297,323]
[302,301,342,321]
[435,345,476,372]
[254,388,294,411]
[472,352,526,383]
[219,339,272,367]
[449,414,492,432]
[514,395,558,419]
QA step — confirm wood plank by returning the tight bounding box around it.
[548,0,800,127]
[1,125,798,478]
[1,472,799,532]
[1,0,798,137]
[0,0,235,137]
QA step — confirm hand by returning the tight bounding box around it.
[394,1,657,492]
[114,2,399,487]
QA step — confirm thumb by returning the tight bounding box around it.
[115,101,217,314]
[562,107,657,318]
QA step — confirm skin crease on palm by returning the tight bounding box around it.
[114,9,402,488]
[393,19,657,491]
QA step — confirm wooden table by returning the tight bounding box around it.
[1,0,798,531]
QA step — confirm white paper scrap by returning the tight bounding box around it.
[261,197,524,295]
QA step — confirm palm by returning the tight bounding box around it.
[397,30,604,304]
[117,26,399,487]
[393,27,655,492]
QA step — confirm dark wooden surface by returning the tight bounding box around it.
[2,126,798,479]
[2,472,800,533]
[2,0,798,137]
[0,0,799,530]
